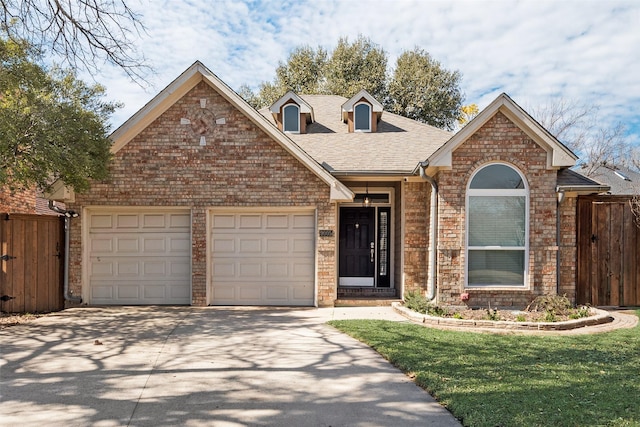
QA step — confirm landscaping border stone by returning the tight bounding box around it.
[392,302,614,331]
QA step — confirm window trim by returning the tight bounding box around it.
[282,104,300,133]
[465,162,530,289]
[354,102,371,132]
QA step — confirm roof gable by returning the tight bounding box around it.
[341,89,383,121]
[108,62,352,202]
[427,93,578,170]
[269,91,314,116]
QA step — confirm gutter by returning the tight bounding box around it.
[555,185,610,202]
[48,201,82,304]
[418,161,438,301]
[330,170,414,177]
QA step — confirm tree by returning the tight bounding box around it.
[457,103,479,128]
[1,0,149,82]
[242,37,463,130]
[324,35,387,100]
[0,36,116,193]
[530,99,631,175]
[387,48,463,130]
[275,45,327,95]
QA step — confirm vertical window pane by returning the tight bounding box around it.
[283,104,299,132]
[468,250,524,285]
[379,211,388,276]
[469,196,525,246]
[354,103,370,131]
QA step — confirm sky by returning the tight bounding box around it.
[92,0,640,145]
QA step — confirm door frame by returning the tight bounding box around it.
[338,187,394,288]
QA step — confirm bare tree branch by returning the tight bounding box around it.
[2,0,151,84]
[530,98,629,173]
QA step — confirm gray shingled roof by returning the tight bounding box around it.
[581,164,640,195]
[259,95,452,174]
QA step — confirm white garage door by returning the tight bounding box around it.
[211,211,315,306]
[88,210,191,305]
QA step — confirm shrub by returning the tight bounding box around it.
[404,291,430,314]
[404,291,449,316]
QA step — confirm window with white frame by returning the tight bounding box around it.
[466,163,528,287]
[283,104,300,133]
[354,102,371,132]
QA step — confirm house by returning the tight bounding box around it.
[47,61,608,308]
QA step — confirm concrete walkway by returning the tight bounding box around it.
[0,306,461,427]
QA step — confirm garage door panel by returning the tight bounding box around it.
[239,214,262,228]
[239,262,262,277]
[266,214,289,228]
[88,210,191,305]
[116,285,139,299]
[211,211,315,306]
[239,238,262,253]
[292,214,314,229]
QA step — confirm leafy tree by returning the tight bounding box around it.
[324,35,387,100]
[1,0,149,82]
[387,48,463,130]
[242,37,463,130]
[0,36,116,193]
[275,45,327,95]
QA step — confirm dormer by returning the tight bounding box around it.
[341,89,384,133]
[269,91,314,134]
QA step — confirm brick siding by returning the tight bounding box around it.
[436,112,560,308]
[67,81,336,307]
[0,187,37,214]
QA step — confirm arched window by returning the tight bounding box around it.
[283,104,300,133]
[354,102,371,132]
[466,163,528,287]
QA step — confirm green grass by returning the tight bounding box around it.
[329,310,640,427]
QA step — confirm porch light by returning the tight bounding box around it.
[363,182,371,207]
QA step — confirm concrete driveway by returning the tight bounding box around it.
[0,306,460,427]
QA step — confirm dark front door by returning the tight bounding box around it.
[339,207,375,285]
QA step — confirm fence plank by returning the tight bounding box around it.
[576,198,592,305]
[609,203,623,306]
[624,202,640,306]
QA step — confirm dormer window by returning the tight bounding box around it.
[354,102,371,132]
[283,104,300,133]
[269,91,314,134]
[341,90,383,133]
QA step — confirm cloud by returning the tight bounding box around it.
[101,0,639,144]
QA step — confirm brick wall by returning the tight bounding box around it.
[558,196,577,303]
[436,112,559,308]
[402,181,430,295]
[0,187,36,214]
[67,81,337,307]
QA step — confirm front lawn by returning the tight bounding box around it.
[329,310,640,427]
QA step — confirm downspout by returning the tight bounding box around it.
[48,201,82,303]
[419,161,438,301]
[555,190,565,295]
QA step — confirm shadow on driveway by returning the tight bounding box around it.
[0,306,460,426]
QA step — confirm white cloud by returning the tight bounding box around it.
[100,0,639,144]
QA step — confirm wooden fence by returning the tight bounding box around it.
[0,214,64,313]
[577,196,640,306]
